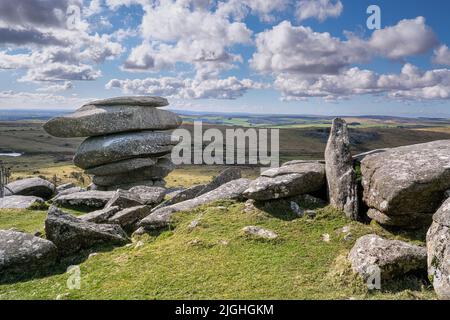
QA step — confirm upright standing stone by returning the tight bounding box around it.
[324,118,359,220]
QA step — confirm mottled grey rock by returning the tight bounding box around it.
[0,195,44,210]
[45,206,129,255]
[196,168,241,195]
[56,183,76,193]
[53,187,85,199]
[152,184,206,211]
[243,162,325,200]
[128,186,166,205]
[53,191,115,209]
[361,140,450,228]
[242,226,278,239]
[283,160,325,166]
[85,158,157,176]
[140,179,251,230]
[5,177,55,199]
[109,206,152,230]
[325,118,359,220]
[88,96,169,107]
[79,206,121,223]
[105,189,144,209]
[348,234,427,281]
[74,131,179,169]
[104,179,166,191]
[44,105,181,138]
[427,198,450,299]
[92,158,174,187]
[0,230,57,275]
[353,149,389,162]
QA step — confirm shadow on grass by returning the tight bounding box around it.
[378,272,432,296]
[0,243,119,285]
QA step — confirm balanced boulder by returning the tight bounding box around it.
[4,177,55,199]
[45,206,129,255]
[0,230,57,275]
[427,198,450,299]
[361,140,450,228]
[349,234,427,281]
[43,105,181,138]
[325,118,359,220]
[243,162,325,200]
[85,157,157,176]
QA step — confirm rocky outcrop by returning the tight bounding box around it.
[325,118,359,220]
[43,96,182,190]
[348,234,427,281]
[0,195,44,209]
[128,186,166,205]
[108,206,152,230]
[45,206,129,255]
[52,191,115,209]
[79,206,121,223]
[361,140,450,228]
[427,198,450,299]
[0,230,57,275]
[104,189,144,210]
[243,162,325,200]
[139,178,251,230]
[4,177,55,199]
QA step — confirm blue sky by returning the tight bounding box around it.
[1,0,450,117]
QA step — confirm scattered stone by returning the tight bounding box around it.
[188,219,201,231]
[361,140,450,228]
[0,195,45,210]
[132,227,147,236]
[322,234,331,242]
[104,179,166,191]
[45,206,129,255]
[348,234,427,281]
[53,187,86,198]
[218,240,229,246]
[105,189,144,209]
[305,210,317,219]
[78,206,121,223]
[290,202,304,217]
[43,105,182,138]
[140,179,251,230]
[344,233,353,242]
[244,199,256,213]
[56,183,76,193]
[243,162,325,200]
[427,198,450,299]
[134,241,144,249]
[152,184,206,210]
[53,191,115,209]
[325,118,359,220]
[4,177,55,199]
[128,186,166,205]
[88,252,98,259]
[0,229,57,275]
[108,205,152,230]
[196,168,241,195]
[73,131,179,169]
[242,226,278,240]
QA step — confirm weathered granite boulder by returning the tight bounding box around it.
[243,162,325,200]
[73,131,179,169]
[0,195,44,210]
[361,140,450,228]
[196,168,241,195]
[79,206,121,223]
[43,105,182,138]
[427,198,450,299]
[45,206,129,255]
[52,191,115,209]
[108,206,152,230]
[85,158,157,176]
[348,234,427,281]
[92,158,174,187]
[242,226,278,239]
[56,183,76,193]
[52,187,85,199]
[105,189,144,209]
[325,118,359,220]
[140,178,251,230]
[128,186,166,205]
[4,177,55,199]
[0,230,57,275]
[104,179,166,191]
[152,184,206,211]
[88,96,169,107]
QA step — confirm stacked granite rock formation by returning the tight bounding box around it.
[43,96,182,190]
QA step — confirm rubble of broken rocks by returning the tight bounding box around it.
[1,98,450,299]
